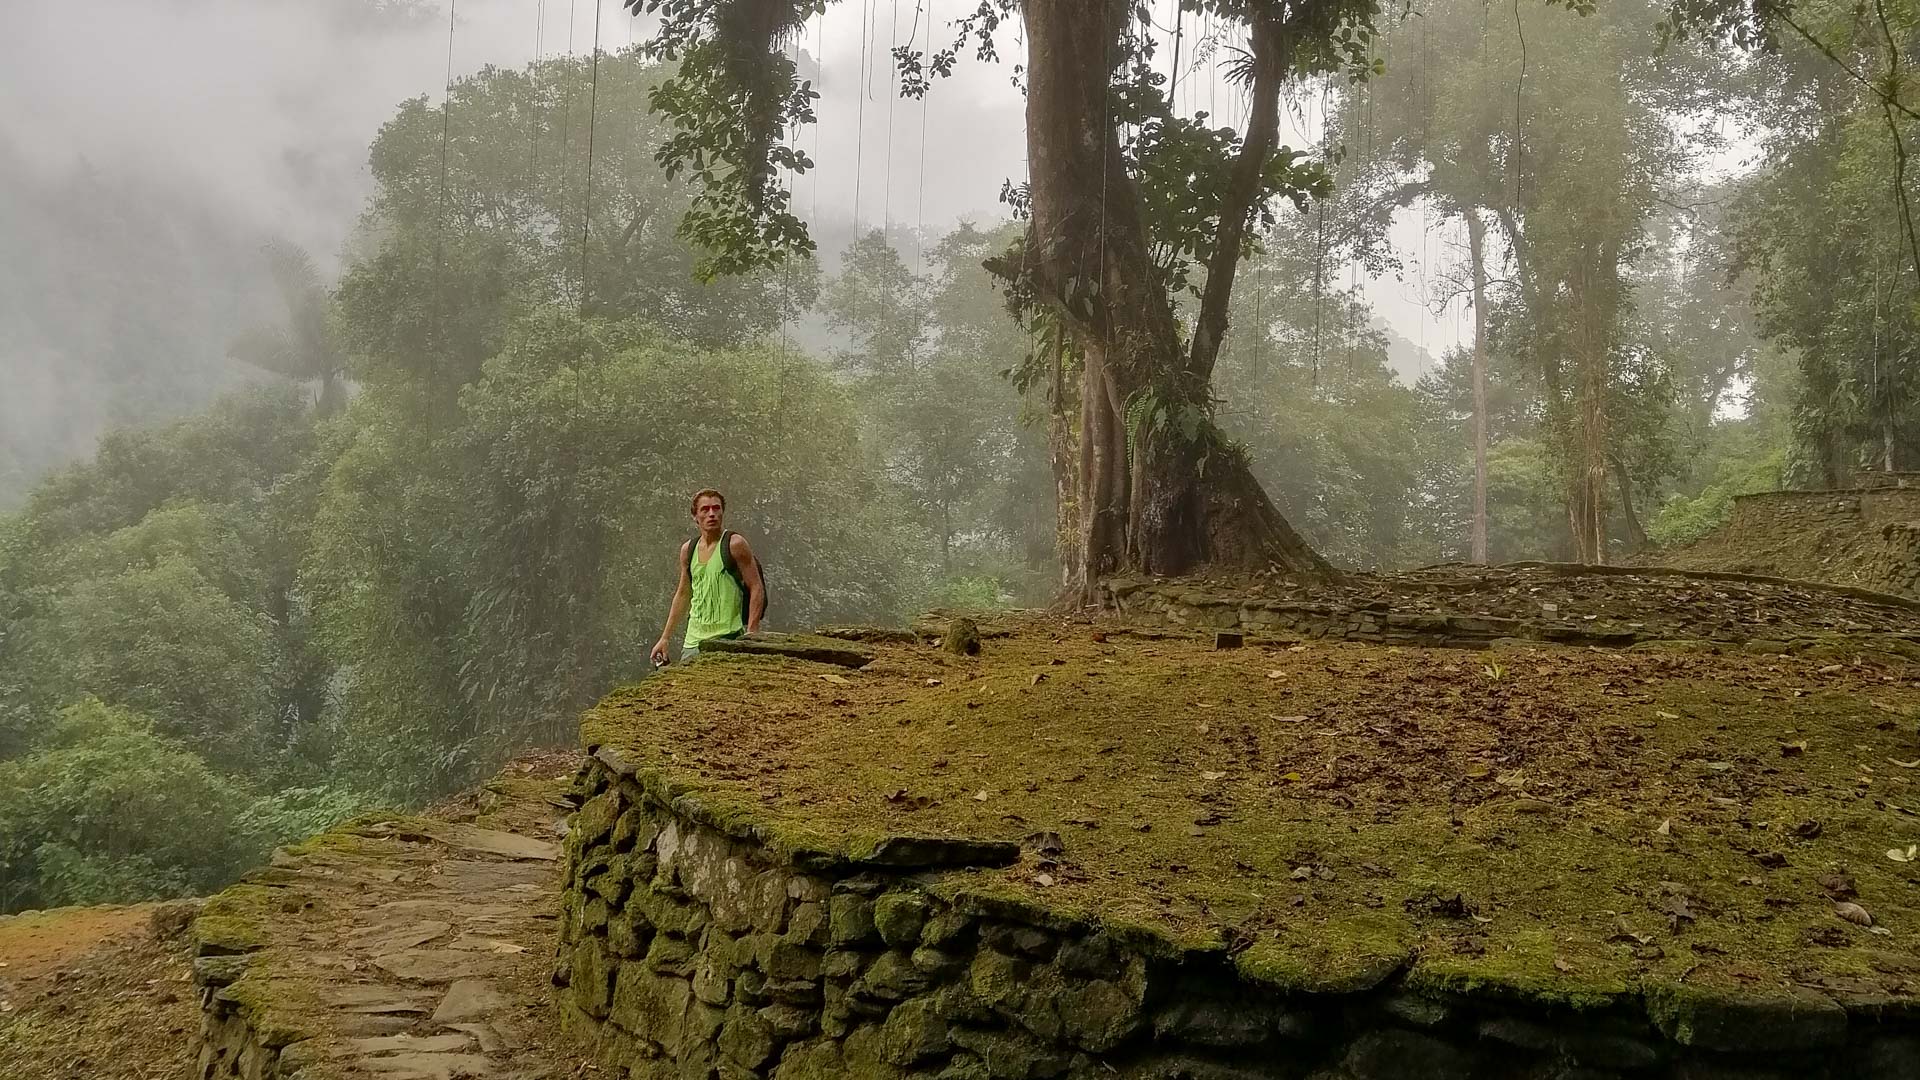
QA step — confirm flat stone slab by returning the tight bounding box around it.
[325,984,440,1014]
[348,1033,476,1054]
[191,771,579,1080]
[438,825,559,862]
[360,1051,497,1079]
[372,949,497,984]
[350,919,453,954]
[697,631,876,668]
[431,979,509,1023]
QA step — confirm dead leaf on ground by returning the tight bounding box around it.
[973,789,989,802]
[819,673,851,685]
[1024,831,1065,856]
[1887,845,1918,863]
[1835,902,1873,927]
[1660,895,1696,929]
[1656,818,1672,837]
[1200,771,1226,781]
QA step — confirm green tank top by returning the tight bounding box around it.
[684,537,745,648]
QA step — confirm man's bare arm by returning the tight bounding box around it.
[730,533,766,633]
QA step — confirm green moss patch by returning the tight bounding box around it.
[587,616,1920,1008]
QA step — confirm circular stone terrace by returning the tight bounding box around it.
[565,567,1920,1078]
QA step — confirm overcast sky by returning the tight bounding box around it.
[0,0,1462,356]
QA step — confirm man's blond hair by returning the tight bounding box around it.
[690,489,725,514]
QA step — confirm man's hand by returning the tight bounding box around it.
[650,638,670,666]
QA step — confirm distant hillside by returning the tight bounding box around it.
[1371,316,1438,385]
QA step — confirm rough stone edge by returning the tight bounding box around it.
[1478,559,1920,615]
[586,744,1019,874]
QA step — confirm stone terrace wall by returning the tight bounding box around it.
[557,753,1920,1080]
[1665,488,1920,597]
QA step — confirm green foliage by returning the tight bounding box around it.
[336,49,815,402]
[1722,0,1920,483]
[0,700,252,909]
[33,556,285,772]
[1650,443,1786,547]
[821,229,1040,580]
[227,242,347,415]
[934,575,1013,610]
[232,785,380,857]
[303,307,916,799]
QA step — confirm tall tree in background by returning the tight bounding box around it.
[1719,0,1920,483]
[228,243,348,415]
[1351,0,1715,561]
[627,0,1419,596]
[336,49,816,413]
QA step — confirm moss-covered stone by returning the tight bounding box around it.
[759,939,823,983]
[770,1037,845,1080]
[1644,982,1848,1053]
[842,1023,908,1080]
[646,934,698,978]
[609,966,690,1048]
[573,940,616,1019]
[875,892,930,948]
[717,1002,777,1068]
[881,997,952,1065]
[830,893,879,948]
[856,950,933,1002]
[1232,913,1411,995]
[947,1024,1070,1080]
[573,792,623,849]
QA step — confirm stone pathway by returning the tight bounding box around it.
[193,765,586,1080]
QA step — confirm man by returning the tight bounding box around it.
[651,489,765,665]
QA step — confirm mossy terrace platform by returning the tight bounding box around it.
[557,594,1920,1079]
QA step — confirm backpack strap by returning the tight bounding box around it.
[719,530,747,595]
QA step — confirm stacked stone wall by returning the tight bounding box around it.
[1684,489,1920,598]
[558,754,1920,1080]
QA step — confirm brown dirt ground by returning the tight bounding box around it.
[0,906,199,1080]
[590,615,1920,1005]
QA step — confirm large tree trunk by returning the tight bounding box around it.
[1021,0,1328,599]
[1047,325,1085,594]
[1568,243,1614,564]
[1466,211,1490,564]
[1611,456,1649,551]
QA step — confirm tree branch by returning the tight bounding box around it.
[1188,16,1290,383]
[1777,10,1920,123]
